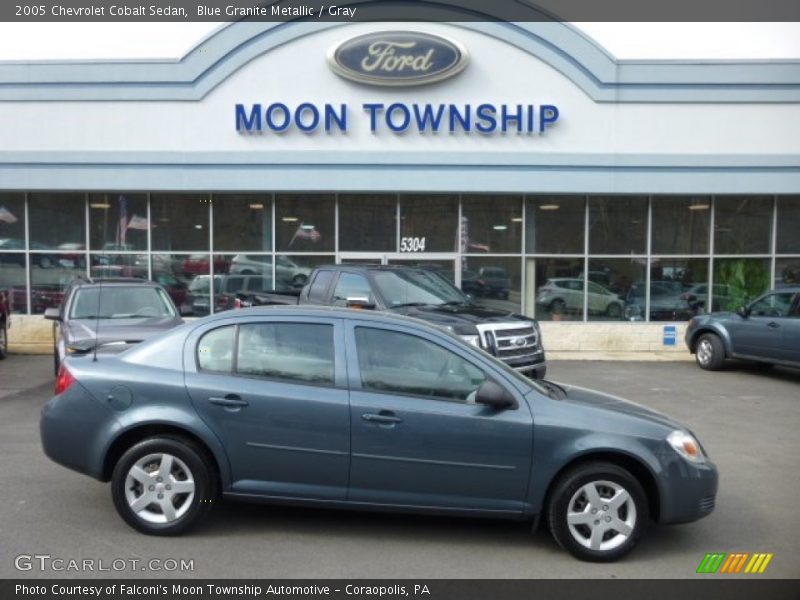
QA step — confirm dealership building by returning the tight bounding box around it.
[0,18,798,355]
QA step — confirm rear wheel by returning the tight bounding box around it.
[111,437,217,535]
[548,462,646,562]
[695,333,725,371]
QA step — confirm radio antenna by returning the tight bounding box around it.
[93,275,103,362]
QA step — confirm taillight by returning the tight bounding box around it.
[234,297,242,309]
[54,364,75,395]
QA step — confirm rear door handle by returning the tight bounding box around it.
[209,395,249,409]
[767,321,780,329]
[361,412,403,424]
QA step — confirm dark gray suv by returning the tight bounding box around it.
[685,287,800,370]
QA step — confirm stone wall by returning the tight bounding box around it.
[7,314,694,361]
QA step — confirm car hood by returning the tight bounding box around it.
[389,303,531,328]
[66,317,183,345]
[555,382,683,431]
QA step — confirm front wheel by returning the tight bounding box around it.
[695,333,725,371]
[111,437,217,536]
[547,462,646,562]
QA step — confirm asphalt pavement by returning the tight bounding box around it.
[0,354,798,579]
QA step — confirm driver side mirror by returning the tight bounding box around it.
[179,305,194,317]
[44,307,61,321]
[736,305,750,318]
[475,380,518,410]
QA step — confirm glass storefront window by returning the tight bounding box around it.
[213,194,272,252]
[713,258,771,311]
[525,195,585,254]
[462,195,522,254]
[151,194,210,252]
[338,194,397,252]
[0,193,27,313]
[89,254,148,280]
[275,254,334,291]
[150,253,205,314]
[29,193,86,251]
[776,196,800,254]
[400,194,458,253]
[29,258,84,314]
[461,256,521,313]
[651,196,710,255]
[775,257,800,289]
[714,195,773,254]
[586,258,645,321]
[525,257,584,321]
[276,194,334,253]
[589,196,647,255]
[646,258,709,321]
[89,193,148,251]
[213,254,274,313]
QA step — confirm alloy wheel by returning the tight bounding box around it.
[697,339,713,366]
[566,480,637,552]
[124,453,195,524]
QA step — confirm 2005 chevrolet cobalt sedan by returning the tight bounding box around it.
[41,307,717,561]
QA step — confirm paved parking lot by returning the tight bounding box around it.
[0,354,798,579]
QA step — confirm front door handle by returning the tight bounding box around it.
[767,321,780,329]
[361,412,403,425]
[209,395,249,409]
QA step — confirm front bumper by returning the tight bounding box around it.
[657,457,719,524]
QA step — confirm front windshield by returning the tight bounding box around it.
[70,286,175,319]
[372,269,467,306]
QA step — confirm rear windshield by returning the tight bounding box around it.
[70,286,175,319]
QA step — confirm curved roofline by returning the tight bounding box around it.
[0,18,798,103]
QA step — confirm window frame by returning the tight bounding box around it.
[347,322,500,405]
[191,316,346,389]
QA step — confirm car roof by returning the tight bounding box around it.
[197,304,453,330]
[71,277,159,287]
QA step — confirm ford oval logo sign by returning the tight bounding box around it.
[328,31,469,87]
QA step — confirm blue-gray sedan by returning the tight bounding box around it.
[41,306,717,561]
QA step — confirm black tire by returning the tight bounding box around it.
[111,436,218,536]
[606,303,623,319]
[0,321,7,360]
[291,273,308,287]
[547,461,647,562]
[695,332,726,371]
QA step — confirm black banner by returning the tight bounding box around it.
[3,0,800,23]
[3,580,800,600]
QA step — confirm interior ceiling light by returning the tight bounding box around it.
[89,203,110,209]
[249,203,264,210]
[282,217,298,222]
[493,225,508,230]
[539,204,560,210]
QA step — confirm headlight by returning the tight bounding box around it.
[667,430,706,464]
[459,334,482,348]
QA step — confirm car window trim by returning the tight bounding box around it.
[348,322,518,407]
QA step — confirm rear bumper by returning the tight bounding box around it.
[40,383,117,481]
[658,458,719,524]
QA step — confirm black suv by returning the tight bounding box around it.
[44,278,185,375]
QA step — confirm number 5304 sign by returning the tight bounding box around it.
[400,237,427,252]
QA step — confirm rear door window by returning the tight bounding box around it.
[197,326,235,373]
[307,270,334,303]
[237,322,335,385]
